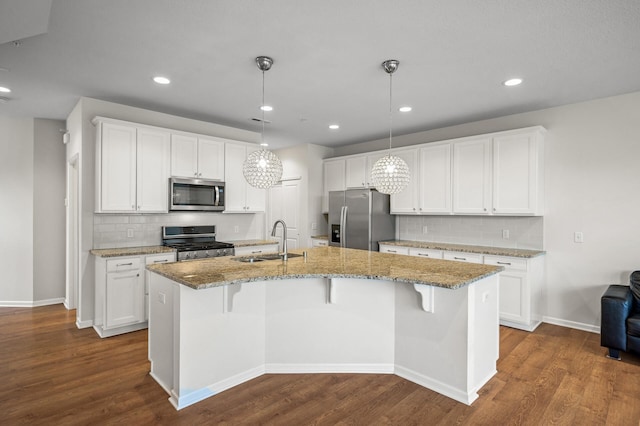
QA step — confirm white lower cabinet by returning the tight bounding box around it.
[408,247,444,259]
[379,244,410,255]
[311,238,328,247]
[443,251,483,264]
[234,244,279,256]
[94,252,176,338]
[484,255,544,332]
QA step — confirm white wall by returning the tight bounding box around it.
[333,90,640,331]
[0,117,35,304]
[33,118,66,302]
[0,117,66,306]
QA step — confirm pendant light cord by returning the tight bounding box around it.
[388,72,393,152]
[261,69,266,148]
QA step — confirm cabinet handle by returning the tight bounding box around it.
[251,250,263,254]
[412,208,416,211]
[117,262,133,267]
[136,273,140,277]
[198,173,202,177]
[131,205,135,209]
[418,253,429,257]
[497,261,512,265]
[153,259,168,263]
[387,250,397,253]
[194,172,198,177]
[454,257,466,260]
[483,208,487,212]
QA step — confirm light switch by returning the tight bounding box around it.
[158,293,166,304]
[574,232,584,243]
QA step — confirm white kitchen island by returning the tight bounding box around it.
[146,247,502,410]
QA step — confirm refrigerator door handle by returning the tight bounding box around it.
[340,206,347,248]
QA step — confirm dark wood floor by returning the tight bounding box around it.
[1,305,640,425]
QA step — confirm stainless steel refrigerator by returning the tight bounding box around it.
[328,189,395,251]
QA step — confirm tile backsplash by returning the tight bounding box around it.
[397,215,544,250]
[93,212,265,249]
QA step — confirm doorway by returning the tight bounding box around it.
[268,179,301,250]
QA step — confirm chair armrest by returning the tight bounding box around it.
[601,285,633,351]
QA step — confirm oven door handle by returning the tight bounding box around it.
[214,186,220,206]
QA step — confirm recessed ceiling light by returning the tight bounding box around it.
[503,78,523,87]
[260,105,273,111]
[260,143,269,147]
[399,106,412,112]
[153,76,171,85]
[329,124,340,130]
[0,86,11,93]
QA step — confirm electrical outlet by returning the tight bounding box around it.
[502,229,510,239]
[127,228,134,238]
[234,225,239,233]
[311,222,318,231]
[422,225,428,234]
[158,293,166,304]
[574,231,584,243]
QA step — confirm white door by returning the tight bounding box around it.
[269,179,300,250]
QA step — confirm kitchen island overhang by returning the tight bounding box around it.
[147,247,503,410]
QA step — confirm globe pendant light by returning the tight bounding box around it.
[370,59,410,194]
[242,56,283,189]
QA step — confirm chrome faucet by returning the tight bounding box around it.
[271,220,288,261]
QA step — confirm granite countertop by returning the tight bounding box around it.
[228,239,279,247]
[147,246,502,291]
[379,240,545,258]
[90,245,176,257]
[311,235,328,240]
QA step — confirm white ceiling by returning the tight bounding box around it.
[1,0,640,149]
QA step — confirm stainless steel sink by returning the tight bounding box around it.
[233,253,303,263]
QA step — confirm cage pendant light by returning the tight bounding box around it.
[370,59,410,194]
[242,56,283,189]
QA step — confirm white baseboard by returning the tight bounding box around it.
[170,365,265,410]
[0,298,65,308]
[394,364,481,406]
[93,322,147,338]
[542,316,600,334]
[76,318,93,329]
[265,363,394,374]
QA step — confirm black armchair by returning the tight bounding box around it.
[601,271,640,359]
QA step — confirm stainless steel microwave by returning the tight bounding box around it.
[169,177,225,211]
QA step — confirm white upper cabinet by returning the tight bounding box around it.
[452,137,492,214]
[95,119,170,213]
[390,148,419,214]
[325,125,546,217]
[492,128,545,215]
[322,158,346,212]
[136,128,171,212]
[419,143,452,214]
[171,134,225,180]
[224,142,265,213]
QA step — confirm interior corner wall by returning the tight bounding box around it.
[333,90,640,331]
[0,117,35,304]
[33,118,66,302]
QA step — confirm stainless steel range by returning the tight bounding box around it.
[162,225,234,261]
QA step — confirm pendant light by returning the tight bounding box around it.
[370,59,410,194]
[242,56,283,189]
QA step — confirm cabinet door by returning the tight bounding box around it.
[366,152,387,188]
[345,156,367,188]
[452,138,492,214]
[389,149,419,214]
[244,145,266,212]
[497,271,528,324]
[105,269,144,329]
[492,132,540,215]
[419,143,452,214]
[137,128,170,212]
[322,159,346,212]
[171,134,198,178]
[224,143,249,212]
[99,122,137,212]
[409,248,444,259]
[443,251,483,263]
[379,245,409,255]
[197,137,225,180]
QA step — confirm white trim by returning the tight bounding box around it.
[265,363,394,374]
[0,298,65,308]
[500,318,541,332]
[93,322,148,338]
[542,316,600,334]
[170,366,265,410]
[75,318,94,329]
[395,364,483,406]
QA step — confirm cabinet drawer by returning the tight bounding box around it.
[145,253,176,265]
[106,257,142,272]
[234,244,279,256]
[379,245,409,255]
[443,251,483,264]
[484,255,528,271]
[311,239,328,247]
[409,248,443,259]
